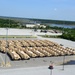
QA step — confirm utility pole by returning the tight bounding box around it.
[60,44,65,70]
[62,54,65,70]
[5,28,8,66]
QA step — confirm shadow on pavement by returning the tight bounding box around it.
[64,60,75,65]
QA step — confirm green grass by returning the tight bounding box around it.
[40,35,61,38]
[0,35,37,38]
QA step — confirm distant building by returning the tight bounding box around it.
[39,25,46,28]
[26,24,46,28]
[26,24,35,28]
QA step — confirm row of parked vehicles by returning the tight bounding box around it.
[0,40,75,60]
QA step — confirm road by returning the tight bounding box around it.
[0,65,75,75]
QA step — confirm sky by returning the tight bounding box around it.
[0,0,75,21]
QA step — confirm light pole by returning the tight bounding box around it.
[5,28,8,66]
[60,44,65,70]
[62,55,65,70]
[48,61,54,75]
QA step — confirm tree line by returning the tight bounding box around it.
[0,19,19,28]
[30,18,75,25]
[60,28,75,41]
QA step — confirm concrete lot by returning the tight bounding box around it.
[0,37,75,69]
[0,28,75,75]
[0,65,75,75]
[0,52,75,69]
[0,28,62,36]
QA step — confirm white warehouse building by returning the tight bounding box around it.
[26,24,36,28]
[26,24,46,28]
